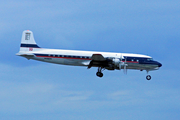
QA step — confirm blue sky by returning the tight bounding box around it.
[0,0,180,120]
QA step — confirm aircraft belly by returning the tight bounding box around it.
[33,56,88,66]
[33,57,64,65]
[63,59,87,66]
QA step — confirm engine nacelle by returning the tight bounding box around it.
[113,58,120,68]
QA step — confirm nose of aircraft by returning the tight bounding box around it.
[158,62,162,67]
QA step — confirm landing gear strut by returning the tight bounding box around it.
[96,67,104,77]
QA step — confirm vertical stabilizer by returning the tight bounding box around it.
[19,30,40,52]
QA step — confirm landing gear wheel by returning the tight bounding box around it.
[96,72,103,77]
[146,75,151,80]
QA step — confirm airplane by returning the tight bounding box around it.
[16,30,162,80]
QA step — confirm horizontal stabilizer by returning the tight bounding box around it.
[16,53,34,59]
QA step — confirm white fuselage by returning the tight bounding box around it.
[17,47,159,71]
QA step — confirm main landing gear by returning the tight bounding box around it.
[96,67,104,77]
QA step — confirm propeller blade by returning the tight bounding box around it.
[119,54,124,70]
[124,65,127,74]
[123,58,128,74]
[119,63,121,70]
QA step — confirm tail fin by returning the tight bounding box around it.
[19,30,40,52]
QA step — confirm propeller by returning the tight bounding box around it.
[119,54,128,74]
[118,54,123,70]
[113,54,128,74]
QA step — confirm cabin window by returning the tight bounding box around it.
[25,33,30,40]
[147,58,153,61]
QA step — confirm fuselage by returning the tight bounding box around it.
[17,47,162,71]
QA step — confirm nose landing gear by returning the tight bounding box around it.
[146,75,151,80]
[146,70,151,80]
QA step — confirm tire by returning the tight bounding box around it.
[146,75,151,80]
[96,72,103,77]
[99,73,103,77]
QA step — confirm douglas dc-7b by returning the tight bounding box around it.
[16,30,162,80]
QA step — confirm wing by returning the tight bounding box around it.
[88,54,110,69]
[91,54,106,61]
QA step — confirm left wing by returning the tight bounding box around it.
[91,54,106,61]
[88,54,110,69]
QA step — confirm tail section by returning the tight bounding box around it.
[19,30,40,52]
[16,30,41,59]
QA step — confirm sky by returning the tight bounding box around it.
[0,0,180,120]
